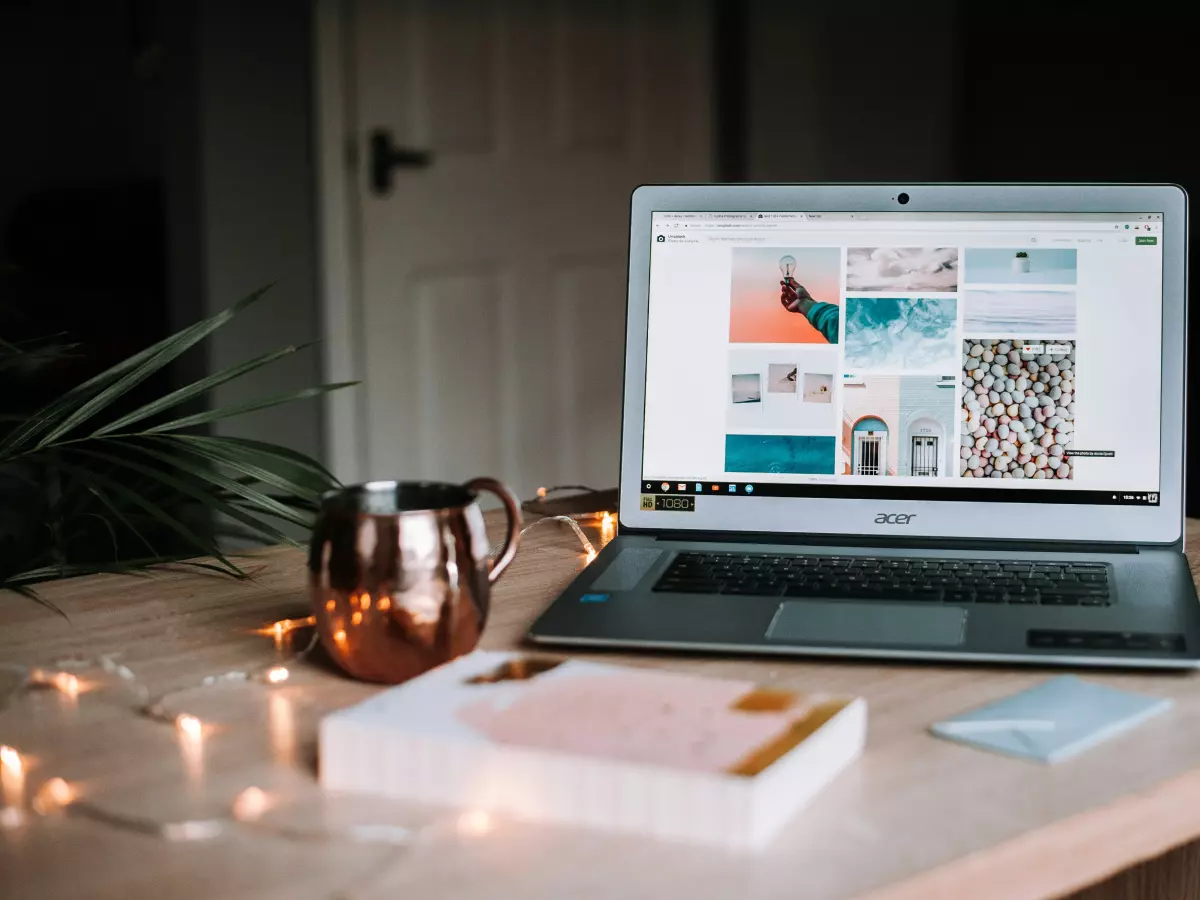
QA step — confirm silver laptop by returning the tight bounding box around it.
[530,184,1198,669]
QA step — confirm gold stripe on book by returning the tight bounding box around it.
[726,699,850,777]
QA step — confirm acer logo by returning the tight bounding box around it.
[875,513,917,524]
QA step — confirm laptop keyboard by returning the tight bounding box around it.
[654,552,1112,606]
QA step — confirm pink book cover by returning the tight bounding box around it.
[331,651,857,778]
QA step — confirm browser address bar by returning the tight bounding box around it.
[689,222,1121,231]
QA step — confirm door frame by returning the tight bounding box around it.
[313,0,365,483]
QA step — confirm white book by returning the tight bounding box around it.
[320,651,866,850]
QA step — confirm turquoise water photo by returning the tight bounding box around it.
[844,297,958,372]
[725,434,836,474]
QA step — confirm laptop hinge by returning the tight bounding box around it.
[650,530,1141,555]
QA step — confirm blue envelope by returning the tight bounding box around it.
[930,676,1172,764]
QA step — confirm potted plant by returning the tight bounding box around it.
[1013,251,1031,274]
[0,287,355,612]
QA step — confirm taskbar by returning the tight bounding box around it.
[640,480,1161,507]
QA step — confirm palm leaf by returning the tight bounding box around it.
[140,383,356,434]
[5,285,273,454]
[90,340,318,437]
[1,582,67,619]
[53,458,244,576]
[142,435,326,503]
[70,447,306,547]
[168,433,339,484]
[111,442,315,527]
[83,483,159,559]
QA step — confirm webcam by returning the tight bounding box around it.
[897,192,910,205]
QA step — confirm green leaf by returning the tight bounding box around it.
[0,581,67,619]
[83,484,159,559]
[141,382,357,434]
[90,340,318,437]
[167,434,339,485]
[81,512,120,562]
[54,458,245,576]
[4,285,273,454]
[114,441,314,527]
[142,435,326,503]
[70,447,304,548]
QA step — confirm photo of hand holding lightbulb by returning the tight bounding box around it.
[728,247,842,345]
[778,254,840,345]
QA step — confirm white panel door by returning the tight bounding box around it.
[348,0,711,495]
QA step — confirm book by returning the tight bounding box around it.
[930,675,1172,764]
[320,651,866,850]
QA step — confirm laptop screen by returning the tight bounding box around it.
[641,211,1164,508]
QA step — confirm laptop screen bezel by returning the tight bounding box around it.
[617,184,1187,545]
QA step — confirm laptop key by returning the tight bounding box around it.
[944,589,975,604]
[656,582,721,594]
[1041,594,1080,606]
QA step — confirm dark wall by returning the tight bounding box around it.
[0,0,169,405]
[957,5,1198,514]
[743,0,960,184]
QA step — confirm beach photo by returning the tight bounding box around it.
[843,297,958,373]
[729,247,841,344]
[767,363,798,393]
[727,348,836,429]
[964,248,1077,285]
[840,376,958,477]
[803,373,834,403]
[731,373,760,404]
[725,434,836,475]
[960,339,1075,479]
[846,247,958,292]
[963,290,1076,337]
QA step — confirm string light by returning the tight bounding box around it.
[456,809,492,837]
[0,745,21,777]
[0,744,24,816]
[232,786,269,822]
[490,514,600,565]
[32,777,73,814]
[53,672,80,699]
[0,493,603,862]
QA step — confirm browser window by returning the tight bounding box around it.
[641,211,1164,507]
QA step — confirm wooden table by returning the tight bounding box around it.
[2,516,1200,900]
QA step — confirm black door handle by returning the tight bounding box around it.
[368,128,432,195]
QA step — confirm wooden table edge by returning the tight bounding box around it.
[860,767,1200,900]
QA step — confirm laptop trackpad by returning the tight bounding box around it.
[767,601,967,647]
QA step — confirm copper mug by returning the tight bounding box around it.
[308,479,522,683]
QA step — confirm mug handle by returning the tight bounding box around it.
[464,477,523,584]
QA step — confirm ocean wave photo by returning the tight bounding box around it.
[844,297,958,373]
[963,290,1076,336]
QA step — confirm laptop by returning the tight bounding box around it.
[529,183,1200,669]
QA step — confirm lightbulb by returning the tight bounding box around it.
[779,254,797,279]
